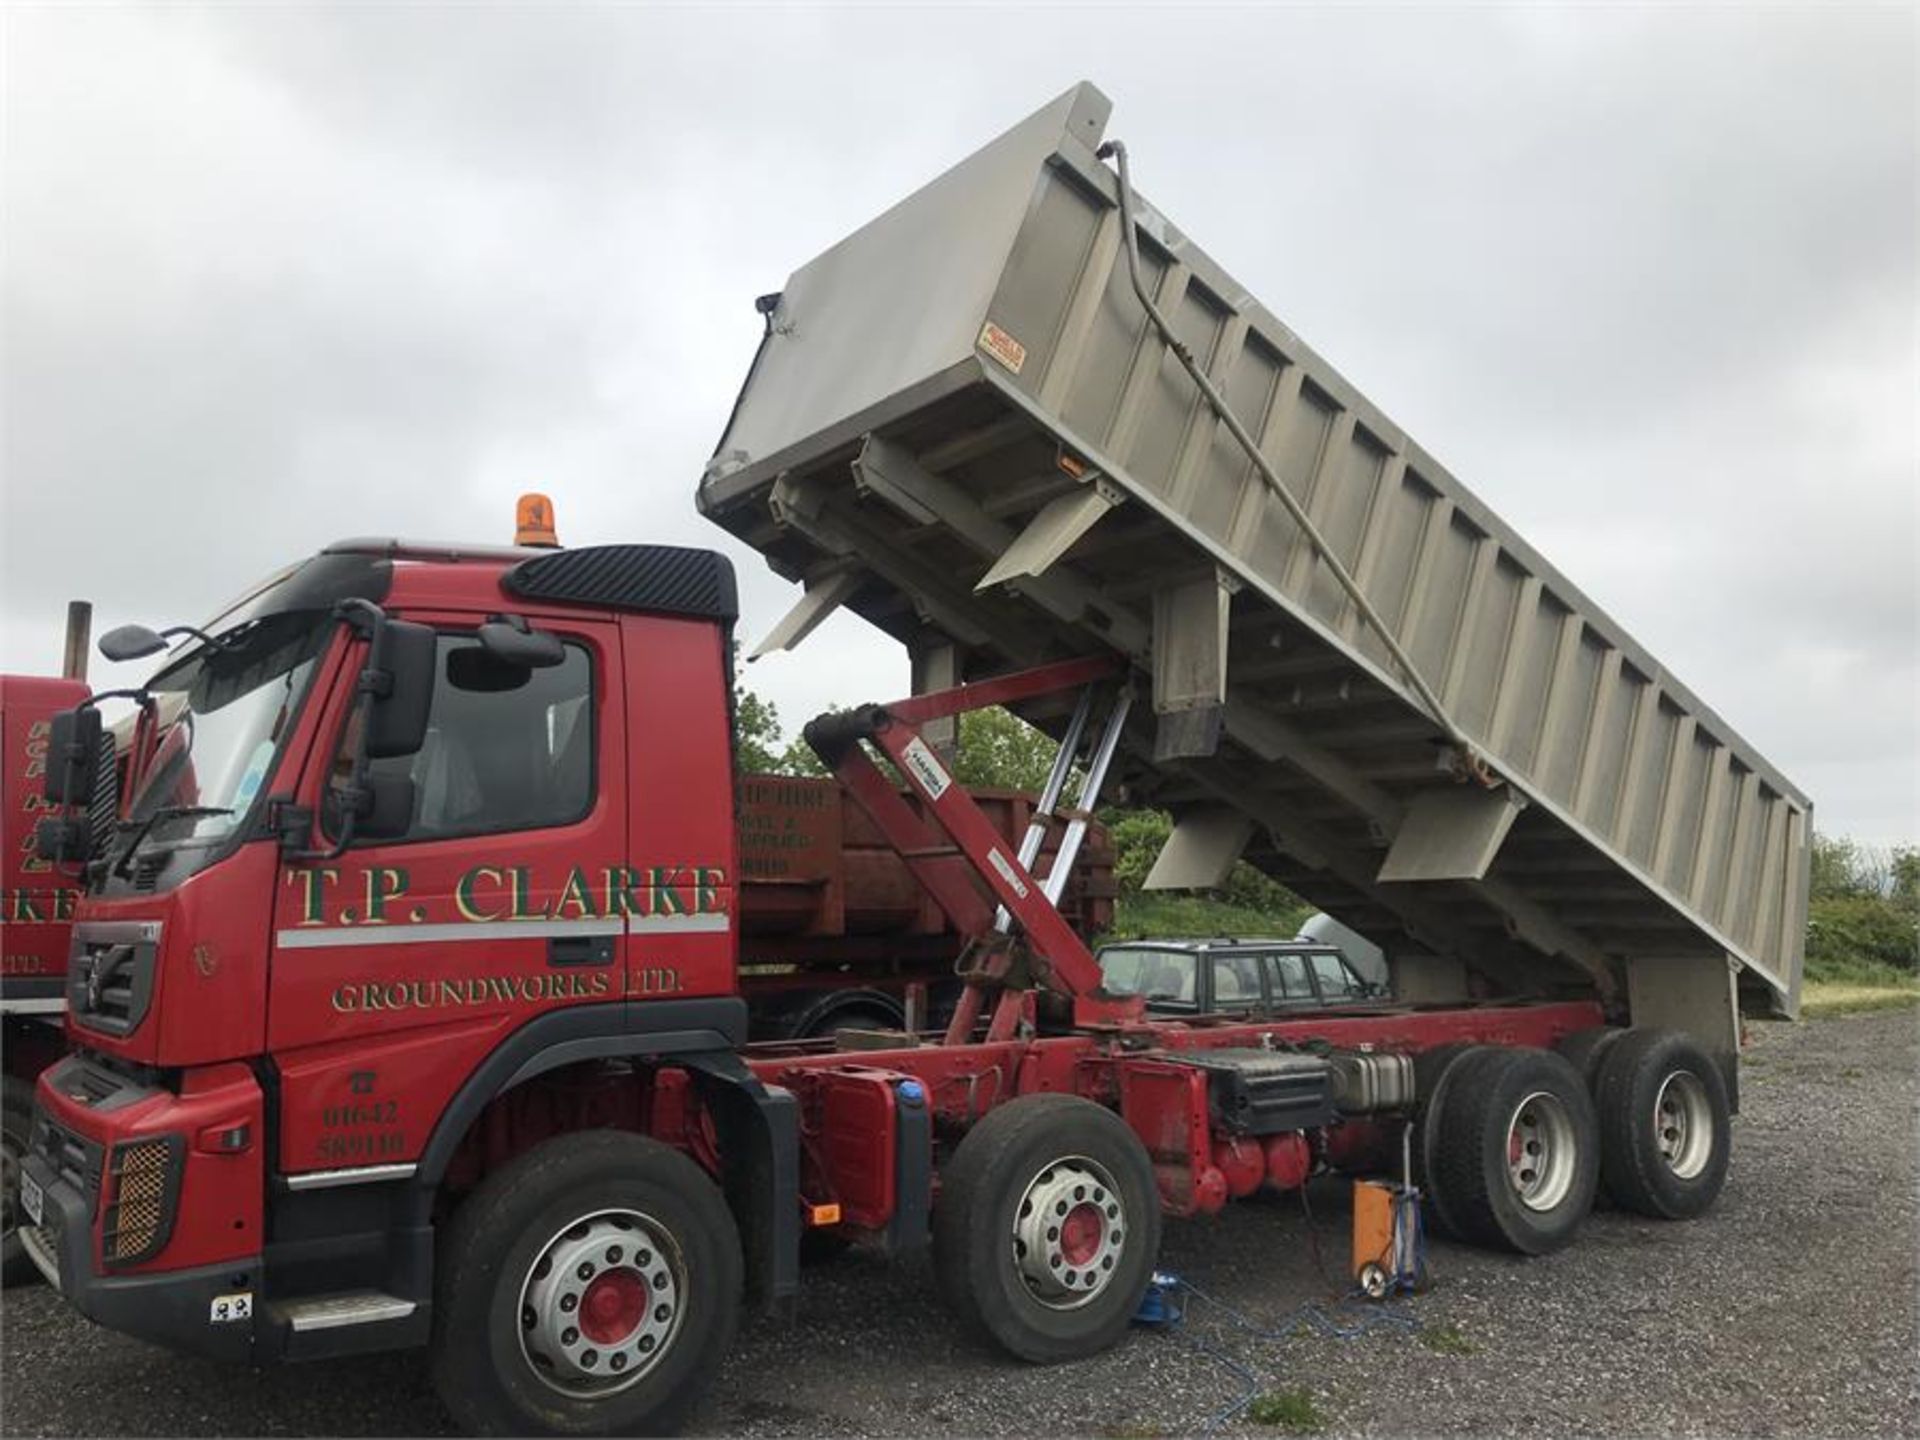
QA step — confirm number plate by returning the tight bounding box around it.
[209,1292,253,1324]
[19,1172,43,1227]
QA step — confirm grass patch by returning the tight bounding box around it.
[1800,981,1920,1017]
[1246,1389,1326,1432]
[1417,1322,1478,1356]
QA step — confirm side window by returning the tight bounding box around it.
[357,635,594,843]
[1210,955,1262,1011]
[1269,953,1313,1001]
[1309,952,1358,999]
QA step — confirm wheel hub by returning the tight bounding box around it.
[1012,1158,1124,1309]
[519,1210,682,1397]
[1654,1070,1714,1179]
[1505,1090,1577,1212]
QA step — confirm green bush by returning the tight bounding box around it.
[1105,809,1172,894]
[1805,895,1918,978]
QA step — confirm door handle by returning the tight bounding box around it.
[547,934,615,968]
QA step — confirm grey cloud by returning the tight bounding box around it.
[3,4,1912,843]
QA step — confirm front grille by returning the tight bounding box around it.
[30,1112,104,1218]
[66,926,158,1037]
[104,1136,182,1267]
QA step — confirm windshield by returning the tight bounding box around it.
[125,611,331,846]
[1098,946,1197,1005]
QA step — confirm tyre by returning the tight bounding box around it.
[3,1077,38,1287]
[1592,1028,1732,1220]
[933,1094,1160,1364]
[809,1006,901,1043]
[430,1130,742,1436]
[1429,1047,1599,1255]
[1413,1043,1493,1240]
[1555,1026,1626,1090]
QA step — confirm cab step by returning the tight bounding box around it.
[271,1291,427,1360]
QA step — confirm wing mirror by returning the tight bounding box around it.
[97,624,169,663]
[365,620,436,759]
[478,618,564,669]
[42,706,103,805]
[323,771,415,842]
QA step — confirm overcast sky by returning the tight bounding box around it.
[3,4,1913,844]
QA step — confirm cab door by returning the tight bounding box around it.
[265,613,625,1179]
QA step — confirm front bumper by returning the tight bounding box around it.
[25,1053,268,1364]
[20,1148,261,1364]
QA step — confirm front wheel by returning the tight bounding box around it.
[430,1131,742,1436]
[933,1094,1160,1364]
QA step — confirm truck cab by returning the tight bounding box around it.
[21,538,751,1363]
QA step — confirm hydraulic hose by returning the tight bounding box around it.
[1095,139,1475,760]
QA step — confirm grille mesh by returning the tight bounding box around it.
[105,1137,178,1265]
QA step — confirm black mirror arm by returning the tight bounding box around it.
[65,687,150,722]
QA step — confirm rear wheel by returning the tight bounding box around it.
[2,1077,37,1287]
[430,1131,741,1436]
[1414,1043,1493,1239]
[933,1095,1160,1363]
[1430,1048,1598,1255]
[1593,1029,1731,1219]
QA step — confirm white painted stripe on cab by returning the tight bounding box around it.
[274,911,728,949]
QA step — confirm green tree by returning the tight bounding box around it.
[733,677,786,774]
[951,706,1061,792]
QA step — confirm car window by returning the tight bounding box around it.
[1309,951,1359,999]
[1211,955,1262,1011]
[1098,947,1197,1006]
[1268,952,1314,1000]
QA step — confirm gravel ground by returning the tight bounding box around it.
[3,1009,1915,1438]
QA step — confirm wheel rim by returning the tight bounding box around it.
[518,1209,684,1397]
[1012,1156,1125,1309]
[1505,1090,1578,1212]
[1653,1070,1714,1180]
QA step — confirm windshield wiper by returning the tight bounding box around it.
[112,805,234,878]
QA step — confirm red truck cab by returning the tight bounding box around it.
[21,539,757,1364]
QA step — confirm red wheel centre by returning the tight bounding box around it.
[578,1267,646,1345]
[1059,1202,1104,1267]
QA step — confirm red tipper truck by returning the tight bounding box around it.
[2,668,92,1283]
[21,84,1807,1438]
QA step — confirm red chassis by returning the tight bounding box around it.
[757,655,1601,1220]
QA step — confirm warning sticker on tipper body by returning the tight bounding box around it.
[977,321,1027,375]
